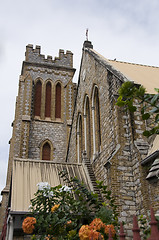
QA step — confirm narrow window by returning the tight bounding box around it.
[45,81,51,118]
[86,97,91,159]
[42,142,51,160]
[92,86,101,156]
[34,80,42,117]
[94,87,101,152]
[55,83,61,118]
[77,114,82,163]
[84,96,91,159]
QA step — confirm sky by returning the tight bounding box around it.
[0,0,159,200]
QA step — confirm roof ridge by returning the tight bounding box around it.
[108,59,159,69]
[90,48,159,69]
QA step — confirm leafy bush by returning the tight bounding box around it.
[23,171,119,239]
[116,81,159,137]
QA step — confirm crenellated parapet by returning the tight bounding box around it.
[25,44,73,68]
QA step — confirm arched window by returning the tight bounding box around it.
[84,95,91,159]
[77,114,82,163]
[45,81,51,118]
[92,86,101,157]
[55,83,61,118]
[34,80,42,117]
[42,142,51,160]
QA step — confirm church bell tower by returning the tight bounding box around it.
[0,45,76,234]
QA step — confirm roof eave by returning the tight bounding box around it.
[141,150,159,166]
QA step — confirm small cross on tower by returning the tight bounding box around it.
[86,28,88,41]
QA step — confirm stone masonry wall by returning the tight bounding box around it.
[25,44,73,68]
[28,121,67,162]
[67,47,152,238]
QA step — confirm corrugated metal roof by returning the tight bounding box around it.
[11,158,92,212]
[91,49,159,94]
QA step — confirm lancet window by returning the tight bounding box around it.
[34,80,42,117]
[55,83,61,118]
[77,113,82,163]
[84,95,91,159]
[92,85,101,158]
[45,81,52,118]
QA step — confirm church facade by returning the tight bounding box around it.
[0,41,159,239]
[67,40,159,235]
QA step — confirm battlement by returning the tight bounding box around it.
[25,44,73,68]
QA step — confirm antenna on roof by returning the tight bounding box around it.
[86,28,88,41]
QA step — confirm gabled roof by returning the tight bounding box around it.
[11,158,92,212]
[90,49,159,94]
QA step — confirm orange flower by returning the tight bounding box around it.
[79,224,104,240]
[51,204,60,213]
[45,235,50,240]
[45,235,57,240]
[89,218,104,231]
[104,224,116,237]
[79,220,114,240]
[22,217,36,234]
[67,220,72,225]
[79,225,90,240]
[88,229,104,240]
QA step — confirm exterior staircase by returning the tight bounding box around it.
[82,151,103,201]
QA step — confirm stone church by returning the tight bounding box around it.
[0,40,159,239]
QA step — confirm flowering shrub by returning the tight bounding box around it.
[22,172,118,239]
[37,182,51,191]
[79,224,103,240]
[51,204,60,213]
[22,217,36,234]
[104,225,116,236]
[79,218,116,240]
[90,218,104,231]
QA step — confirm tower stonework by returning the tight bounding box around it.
[0,45,76,233]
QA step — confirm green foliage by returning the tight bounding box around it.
[116,81,159,137]
[156,216,159,230]
[26,171,119,239]
[96,181,119,227]
[138,215,150,239]
[95,206,113,225]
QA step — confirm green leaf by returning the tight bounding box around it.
[154,88,159,93]
[155,114,159,122]
[136,86,146,97]
[150,128,156,135]
[144,94,152,101]
[118,81,135,97]
[151,93,159,105]
[116,100,126,107]
[142,113,150,120]
[141,106,145,115]
[143,130,151,137]
[155,129,159,134]
[128,105,137,112]
[150,107,159,113]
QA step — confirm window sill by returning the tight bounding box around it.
[33,118,63,124]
